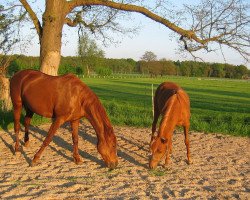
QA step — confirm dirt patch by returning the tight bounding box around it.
[0,122,249,199]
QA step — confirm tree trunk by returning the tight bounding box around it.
[39,0,67,76]
[0,76,12,111]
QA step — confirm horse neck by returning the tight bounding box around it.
[85,99,112,141]
[159,94,179,137]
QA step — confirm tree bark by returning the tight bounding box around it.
[39,0,67,75]
[0,76,12,111]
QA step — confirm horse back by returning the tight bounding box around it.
[10,70,86,119]
[154,82,181,112]
[155,82,190,125]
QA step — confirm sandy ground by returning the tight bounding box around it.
[0,121,249,200]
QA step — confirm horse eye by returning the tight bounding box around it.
[160,138,167,144]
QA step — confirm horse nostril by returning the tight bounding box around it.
[108,162,118,170]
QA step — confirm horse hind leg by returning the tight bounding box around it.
[13,102,22,153]
[71,119,83,165]
[184,124,191,164]
[24,108,34,147]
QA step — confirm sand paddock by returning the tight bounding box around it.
[0,122,249,199]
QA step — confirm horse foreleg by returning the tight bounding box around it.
[24,109,34,147]
[164,135,173,166]
[31,118,64,166]
[184,124,191,164]
[13,104,22,153]
[71,119,83,165]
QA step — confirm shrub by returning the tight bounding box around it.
[96,67,112,76]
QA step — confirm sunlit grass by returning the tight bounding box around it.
[1,76,249,136]
[83,76,250,137]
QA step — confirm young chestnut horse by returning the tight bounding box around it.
[149,82,191,169]
[10,70,118,169]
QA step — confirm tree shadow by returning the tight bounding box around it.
[0,133,15,155]
[0,127,32,165]
[0,185,19,197]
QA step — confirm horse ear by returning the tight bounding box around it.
[160,137,167,144]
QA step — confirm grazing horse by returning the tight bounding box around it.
[149,82,191,169]
[10,69,118,169]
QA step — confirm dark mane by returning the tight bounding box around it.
[89,93,113,135]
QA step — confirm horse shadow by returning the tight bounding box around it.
[29,124,105,167]
[2,121,148,168]
[77,125,147,168]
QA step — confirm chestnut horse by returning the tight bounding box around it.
[10,70,118,169]
[149,82,191,169]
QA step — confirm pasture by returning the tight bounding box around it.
[1,75,249,136]
[0,75,249,199]
[82,76,250,137]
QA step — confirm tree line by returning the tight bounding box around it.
[3,54,249,79]
[2,0,249,76]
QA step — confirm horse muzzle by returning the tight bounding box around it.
[107,161,118,170]
[149,157,159,169]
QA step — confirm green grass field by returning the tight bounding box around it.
[82,76,250,137]
[1,76,249,136]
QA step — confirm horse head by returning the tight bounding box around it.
[97,129,118,169]
[149,135,168,169]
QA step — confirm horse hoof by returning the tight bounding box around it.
[75,160,83,165]
[163,163,172,169]
[187,159,192,165]
[14,147,21,154]
[74,158,83,165]
[164,159,172,166]
[15,150,21,155]
[24,141,30,147]
[30,160,39,167]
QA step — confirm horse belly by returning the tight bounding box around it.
[22,90,54,118]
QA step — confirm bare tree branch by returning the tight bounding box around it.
[67,0,200,42]
[19,0,43,41]
[1,4,23,11]
[65,0,249,61]
[3,0,249,65]
[181,0,250,61]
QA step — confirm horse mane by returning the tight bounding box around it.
[96,98,113,134]
[86,91,113,135]
[159,89,179,136]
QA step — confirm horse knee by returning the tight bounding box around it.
[14,143,21,153]
[14,123,21,133]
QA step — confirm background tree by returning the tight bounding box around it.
[161,60,177,76]
[0,4,26,110]
[140,51,157,62]
[77,32,105,76]
[211,63,225,78]
[2,0,250,75]
[139,51,158,76]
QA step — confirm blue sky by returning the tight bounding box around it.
[18,0,249,67]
